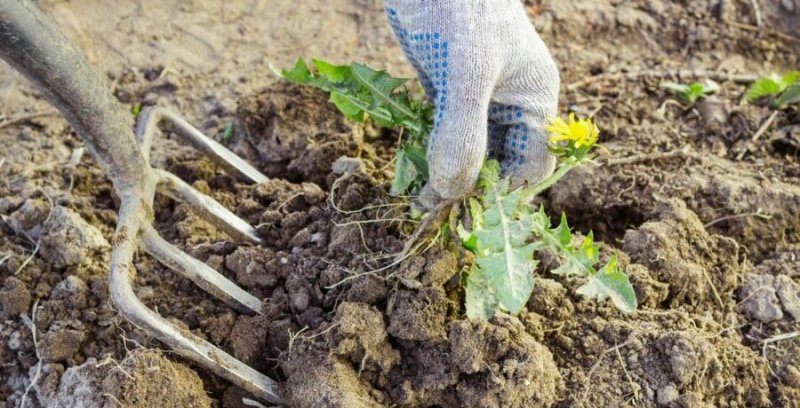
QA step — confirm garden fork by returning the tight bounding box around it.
[0,1,283,404]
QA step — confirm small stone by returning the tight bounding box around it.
[331,156,366,175]
[8,331,22,350]
[290,227,312,248]
[696,96,728,125]
[739,274,783,323]
[657,384,679,406]
[776,275,800,321]
[290,289,310,313]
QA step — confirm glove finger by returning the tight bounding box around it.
[386,8,438,100]
[487,103,555,188]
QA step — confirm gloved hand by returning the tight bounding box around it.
[385,0,560,207]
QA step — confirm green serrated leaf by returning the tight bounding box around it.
[482,187,518,224]
[467,186,539,315]
[780,71,800,89]
[465,268,499,319]
[477,160,501,191]
[351,63,414,119]
[578,232,601,266]
[329,92,365,120]
[775,84,800,109]
[552,231,601,277]
[284,58,432,196]
[576,256,638,313]
[479,244,538,313]
[312,59,351,82]
[553,214,573,246]
[390,149,417,196]
[747,76,784,102]
[532,210,571,250]
[403,144,429,180]
[282,58,314,84]
[474,216,534,253]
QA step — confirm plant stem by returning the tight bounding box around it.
[522,157,579,201]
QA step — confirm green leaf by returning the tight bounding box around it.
[282,58,314,85]
[312,59,351,82]
[662,81,716,104]
[222,122,234,142]
[457,223,478,251]
[780,71,800,89]
[775,84,800,109]
[474,216,534,253]
[403,144,429,180]
[747,76,784,102]
[530,209,569,250]
[576,256,638,313]
[480,244,538,313]
[464,186,538,317]
[660,82,689,94]
[390,149,417,196]
[465,268,499,319]
[552,232,601,277]
[131,103,142,119]
[463,176,638,317]
[282,58,433,195]
[468,197,484,231]
[329,92,365,121]
[477,160,501,191]
[351,63,414,119]
[458,198,482,253]
[481,186,514,224]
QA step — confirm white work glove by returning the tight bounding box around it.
[385,0,560,206]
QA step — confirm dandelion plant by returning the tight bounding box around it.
[283,59,637,320]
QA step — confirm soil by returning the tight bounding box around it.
[1,0,799,407]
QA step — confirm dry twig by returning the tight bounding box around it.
[606,146,699,166]
[0,110,58,131]
[751,110,780,142]
[568,69,758,92]
[20,299,41,408]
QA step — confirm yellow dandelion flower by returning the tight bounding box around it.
[547,113,599,148]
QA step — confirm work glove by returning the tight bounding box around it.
[385,0,560,207]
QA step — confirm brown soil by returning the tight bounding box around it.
[1,0,799,407]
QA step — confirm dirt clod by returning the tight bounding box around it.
[41,206,110,269]
[449,315,563,407]
[623,199,738,312]
[102,350,213,408]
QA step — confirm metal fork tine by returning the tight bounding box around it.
[111,216,280,403]
[136,107,268,184]
[142,225,262,314]
[155,169,260,243]
[0,2,284,403]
